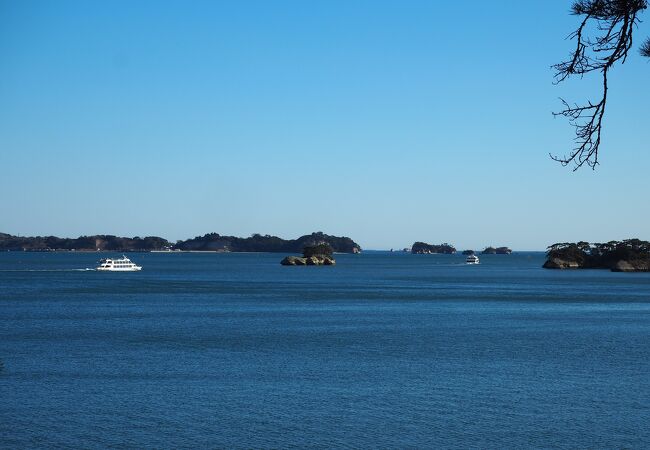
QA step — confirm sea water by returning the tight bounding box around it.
[1,251,649,448]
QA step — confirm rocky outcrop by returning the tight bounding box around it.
[281,256,307,266]
[282,243,336,266]
[280,255,335,266]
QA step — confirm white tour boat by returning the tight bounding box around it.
[96,255,142,271]
[466,254,480,264]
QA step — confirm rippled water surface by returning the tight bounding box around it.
[1,251,649,448]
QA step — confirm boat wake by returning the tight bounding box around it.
[0,268,97,272]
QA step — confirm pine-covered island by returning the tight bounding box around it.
[543,239,650,272]
[411,242,456,254]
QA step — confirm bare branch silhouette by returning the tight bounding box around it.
[553,0,647,170]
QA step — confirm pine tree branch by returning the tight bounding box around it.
[552,0,647,170]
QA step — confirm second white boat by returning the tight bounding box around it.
[466,254,480,264]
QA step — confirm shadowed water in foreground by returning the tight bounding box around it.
[1,251,649,448]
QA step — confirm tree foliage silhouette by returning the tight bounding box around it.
[553,0,649,170]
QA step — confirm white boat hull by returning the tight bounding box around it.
[96,255,142,271]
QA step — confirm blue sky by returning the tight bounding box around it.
[1,0,649,250]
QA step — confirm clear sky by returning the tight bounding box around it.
[1,0,649,250]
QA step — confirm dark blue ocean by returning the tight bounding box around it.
[1,251,649,448]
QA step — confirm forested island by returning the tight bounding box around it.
[411,242,456,254]
[482,246,512,254]
[543,239,650,272]
[175,231,361,253]
[0,231,361,254]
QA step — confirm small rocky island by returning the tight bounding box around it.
[281,244,336,266]
[543,239,650,272]
[482,246,512,255]
[411,242,456,254]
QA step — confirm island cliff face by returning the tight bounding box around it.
[0,231,361,254]
[543,239,650,272]
[411,242,456,254]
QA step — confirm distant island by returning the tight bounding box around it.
[0,231,361,254]
[482,246,512,255]
[411,242,456,254]
[543,239,650,272]
[410,243,513,255]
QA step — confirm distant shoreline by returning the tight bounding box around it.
[0,231,362,254]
